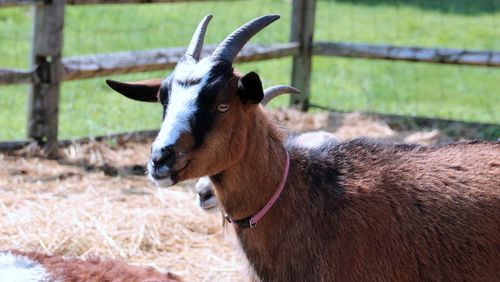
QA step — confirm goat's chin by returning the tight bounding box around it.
[149,174,174,188]
[201,206,219,214]
[197,198,220,213]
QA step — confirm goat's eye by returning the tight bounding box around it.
[217,103,230,113]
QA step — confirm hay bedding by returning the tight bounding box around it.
[0,144,245,281]
[0,110,476,281]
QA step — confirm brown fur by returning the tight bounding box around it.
[6,250,181,282]
[166,70,500,281]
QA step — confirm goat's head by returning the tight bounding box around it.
[106,15,284,187]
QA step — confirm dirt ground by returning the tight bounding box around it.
[0,109,495,281]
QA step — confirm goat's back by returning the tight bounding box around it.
[276,139,500,281]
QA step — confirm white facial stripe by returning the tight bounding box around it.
[0,252,50,282]
[155,82,199,147]
[154,58,215,149]
[174,58,214,82]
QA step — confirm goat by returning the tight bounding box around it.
[106,15,500,281]
[196,130,337,212]
[0,250,181,282]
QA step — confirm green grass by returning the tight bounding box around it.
[0,0,499,140]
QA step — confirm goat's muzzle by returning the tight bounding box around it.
[196,177,219,212]
[198,190,219,212]
[148,144,188,187]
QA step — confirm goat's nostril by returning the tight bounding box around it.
[151,145,175,167]
[200,192,214,202]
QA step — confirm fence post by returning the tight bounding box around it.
[28,0,65,156]
[289,0,316,111]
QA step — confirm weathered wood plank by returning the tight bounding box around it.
[62,42,299,80]
[313,42,500,67]
[0,68,35,85]
[0,130,159,151]
[3,113,498,151]
[289,0,316,111]
[0,0,45,7]
[3,41,497,86]
[0,0,244,7]
[234,42,299,62]
[66,0,226,4]
[0,43,298,84]
[28,0,65,156]
[0,141,31,151]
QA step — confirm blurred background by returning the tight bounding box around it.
[1,0,498,141]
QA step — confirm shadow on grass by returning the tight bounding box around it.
[320,0,498,15]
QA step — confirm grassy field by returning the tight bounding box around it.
[0,0,499,140]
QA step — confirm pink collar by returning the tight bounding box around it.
[225,150,290,229]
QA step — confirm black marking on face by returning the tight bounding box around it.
[159,77,171,120]
[190,60,233,149]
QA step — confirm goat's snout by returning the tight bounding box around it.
[196,177,219,212]
[149,145,176,181]
[151,145,175,168]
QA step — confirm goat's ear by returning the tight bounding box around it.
[238,72,264,104]
[105,79,163,102]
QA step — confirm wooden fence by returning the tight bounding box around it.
[0,0,499,154]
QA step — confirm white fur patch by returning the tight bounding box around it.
[152,58,215,151]
[150,173,174,188]
[174,58,214,83]
[0,252,51,282]
[295,131,337,149]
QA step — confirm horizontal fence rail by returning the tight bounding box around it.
[0,129,160,151]
[62,42,299,80]
[0,43,299,85]
[314,42,500,67]
[66,0,218,4]
[4,41,498,86]
[2,114,498,152]
[0,0,220,7]
[0,68,36,84]
[0,0,45,7]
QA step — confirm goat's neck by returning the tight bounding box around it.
[213,108,287,220]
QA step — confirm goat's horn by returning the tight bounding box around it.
[261,85,301,106]
[212,15,280,63]
[185,15,213,61]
